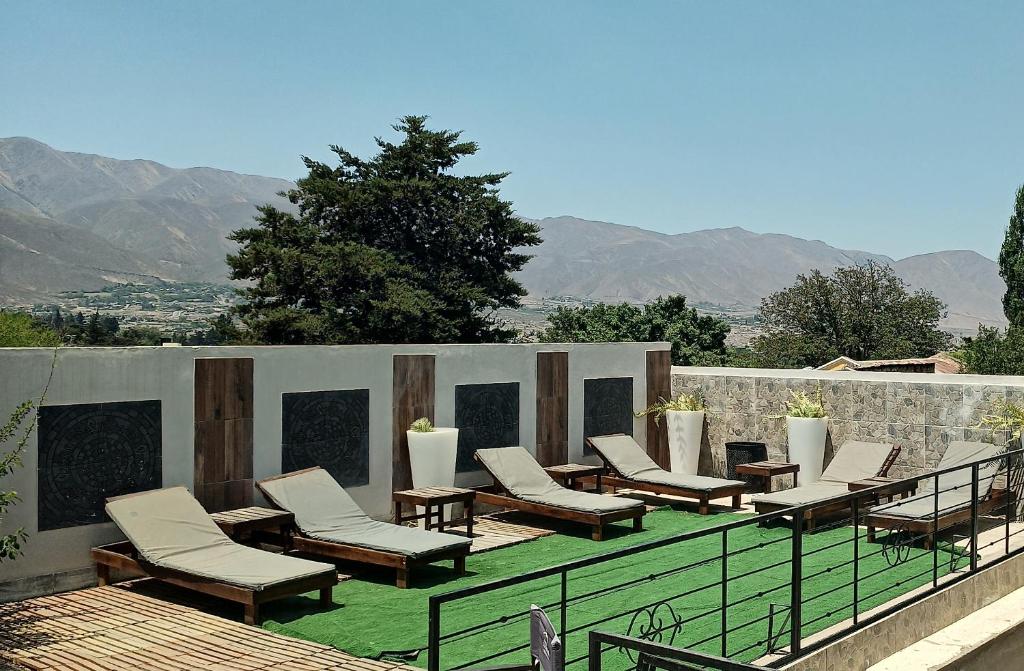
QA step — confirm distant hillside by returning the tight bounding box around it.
[0,136,294,282]
[517,217,1007,331]
[0,138,1007,331]
[0,209,169,303]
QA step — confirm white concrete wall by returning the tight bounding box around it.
[0,342,667,598]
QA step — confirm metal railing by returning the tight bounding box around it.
[427,447,1023,671]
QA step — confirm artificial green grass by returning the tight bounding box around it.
[261,507,953,669]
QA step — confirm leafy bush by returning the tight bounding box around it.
[636,391,707,424]
[782,388,827,418]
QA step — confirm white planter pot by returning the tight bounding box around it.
[666,410,705,475]
[407,427,458,525]
[786,416,828,485]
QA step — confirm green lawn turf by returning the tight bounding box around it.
[261,506,954,669]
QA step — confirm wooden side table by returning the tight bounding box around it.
[735,461,800,493]
[393,486,476,537]
[544,463,605,492]
[848,477,916,504]
[210,506,294,543]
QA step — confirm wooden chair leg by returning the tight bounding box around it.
[319,587,332,607]
[924,534,934,551]
[397,567,409,588]
[731,494,742,509]
[455,556,466,575]
[806,515,816,532]
[592,525,604,541]
[698,496,709,515]
[244,601,258,626]
[633,515,643,532]
[96,563,110,587]
[866,526,876,543]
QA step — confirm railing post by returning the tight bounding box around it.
[588,631,601,671]
[1006,451,1013,556]
[932,473,940,587]
[970,463,980,572]
[789,517,802,655]
[851,496,860,625]
[561,569,568,669]
[428,596,441,671]
[721,529,728,657]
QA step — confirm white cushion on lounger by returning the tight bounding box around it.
[870,441,1004,520]
[105,487,334,591]
[820,441,895,484]
[258,468,470,558]
[751,440,892,507]
[588,434,745,491]
[475,446,644,514]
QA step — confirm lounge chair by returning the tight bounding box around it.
[473,446,646,541]
[865,441,1008,550]
[751,441,901,530]
[92,487,336,624]
[586,434,747,514]
[257,467,471,588]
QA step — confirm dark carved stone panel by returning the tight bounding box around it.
[38,400,162,531]
[455,383,520,472]
[282,389,370,488]
[583,377,634,453]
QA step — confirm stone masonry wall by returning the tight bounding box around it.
[672,366,1024,483]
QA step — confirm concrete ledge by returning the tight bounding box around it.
[779,550,1024,671]
[867,584,1024,670]
[0,566,98,603]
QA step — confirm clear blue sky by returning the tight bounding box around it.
[4,1,1023,260]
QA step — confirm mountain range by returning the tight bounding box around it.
[0,137,1008,331]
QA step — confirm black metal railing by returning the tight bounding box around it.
[428,447,1023,671]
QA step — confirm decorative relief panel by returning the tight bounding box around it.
[455,383,520,472]
[38,400,162,531]
[584,377,634,452]
[282,389,370,488]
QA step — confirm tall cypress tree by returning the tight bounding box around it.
[999,185,1024,328]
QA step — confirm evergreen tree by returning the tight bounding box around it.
[227,116,542,344]
[999,185,1024,327]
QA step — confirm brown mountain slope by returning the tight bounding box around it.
[0,137,294,281]
[0,209,170,304]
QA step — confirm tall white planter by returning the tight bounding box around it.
[786,417,828,485]
[666,410,705,475]
[407,428,458,525]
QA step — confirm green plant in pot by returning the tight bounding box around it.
[780,386,828,484]
[636,390,707,475]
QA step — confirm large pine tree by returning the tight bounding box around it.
[227,116,541,344]
[999,185,1024,328]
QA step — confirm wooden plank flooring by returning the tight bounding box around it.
[0,586,418,671]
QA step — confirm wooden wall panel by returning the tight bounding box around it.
[392,354,436,492]
[646,350,672,469]
[194,358,254,512]
[536,351,569,466]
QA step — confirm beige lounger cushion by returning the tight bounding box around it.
[588,434,746,492]
[259,468,470,558]
[105,487,334,591]
[475,446,644,514]
[752,440,892,507]
[870,441,1005,520]
[819,441,894,484]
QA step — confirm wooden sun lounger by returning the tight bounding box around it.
[752,444,901,531]
[585,435,746,515]
[865,488,1009,550]
[257,468,469,588]
[471,453,645,541]
[91,541,334,625]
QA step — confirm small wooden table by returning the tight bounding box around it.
[544,463,605,492]
[393,486,476,537]
[848,477,917,503]
[735,461,800,493]
[210,506,294,543]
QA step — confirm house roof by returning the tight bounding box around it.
[816,353,962,374]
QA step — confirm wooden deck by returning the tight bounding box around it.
[455,512,557,552]
[0,586,418,671]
